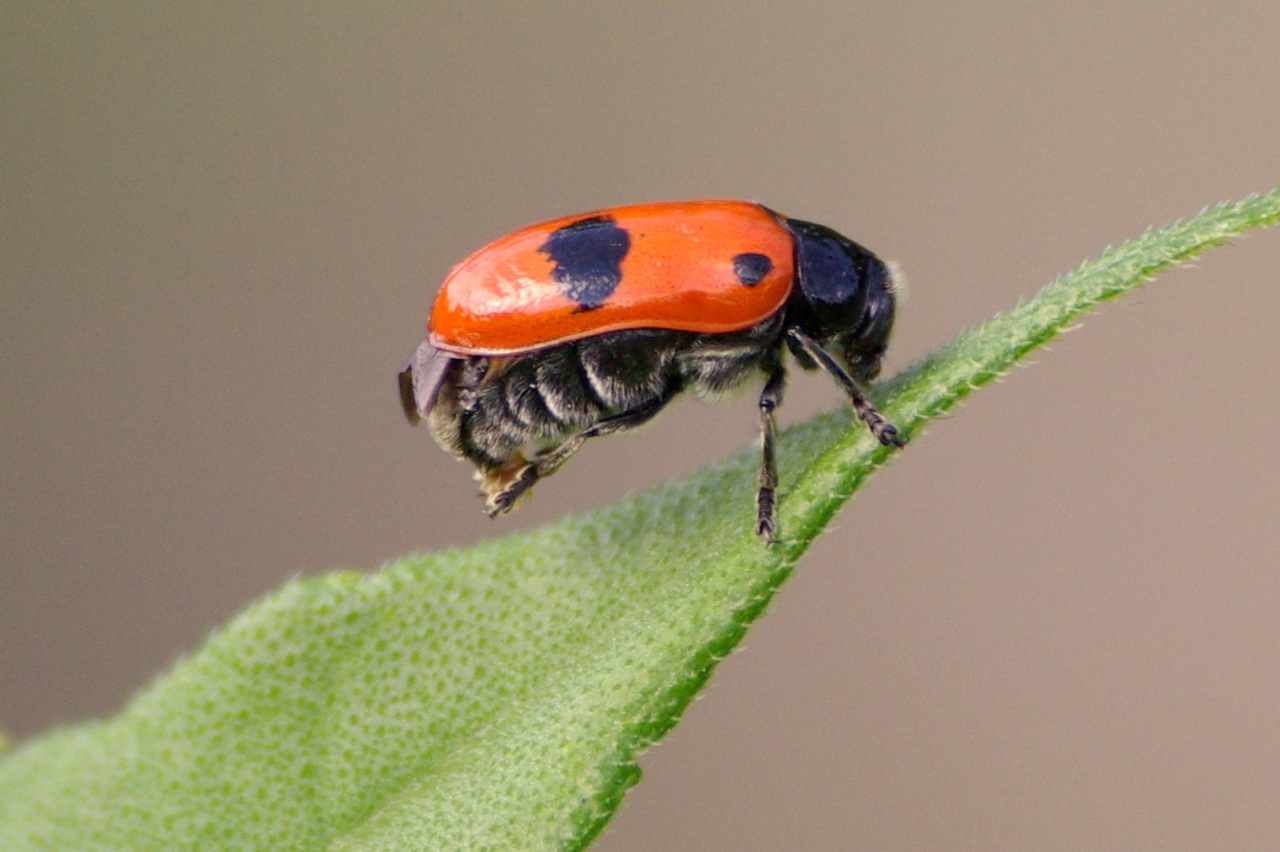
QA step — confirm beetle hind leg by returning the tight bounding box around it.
[484,385,681,517]
[480,454,538,517]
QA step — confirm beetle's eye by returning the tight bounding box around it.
[844,345,884,381]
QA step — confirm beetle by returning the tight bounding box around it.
[399,199,904,542]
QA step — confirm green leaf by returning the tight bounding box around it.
[2,192,1277,850]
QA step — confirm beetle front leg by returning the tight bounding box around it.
[786,328,905,448]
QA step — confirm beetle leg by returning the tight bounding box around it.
[479,454,537,517]
[786,328,905,448]
[486,384,680,516]
[755,365,787,543]
[534,387,677,475]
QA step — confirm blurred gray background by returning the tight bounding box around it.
[4,3,1279,848]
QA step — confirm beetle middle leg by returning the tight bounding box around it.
[755,365,787,543]
[485,383,682,517]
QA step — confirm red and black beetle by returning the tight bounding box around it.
[399,200,904,542]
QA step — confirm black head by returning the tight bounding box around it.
[782,217,898,382]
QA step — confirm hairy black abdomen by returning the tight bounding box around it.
[430,316,784,473]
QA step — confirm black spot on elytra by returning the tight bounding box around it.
[538,216,631,310]
[733,253,772,286]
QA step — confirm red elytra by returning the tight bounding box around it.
[427,200,796,355]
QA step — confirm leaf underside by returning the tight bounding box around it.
[2,192,1277,850]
